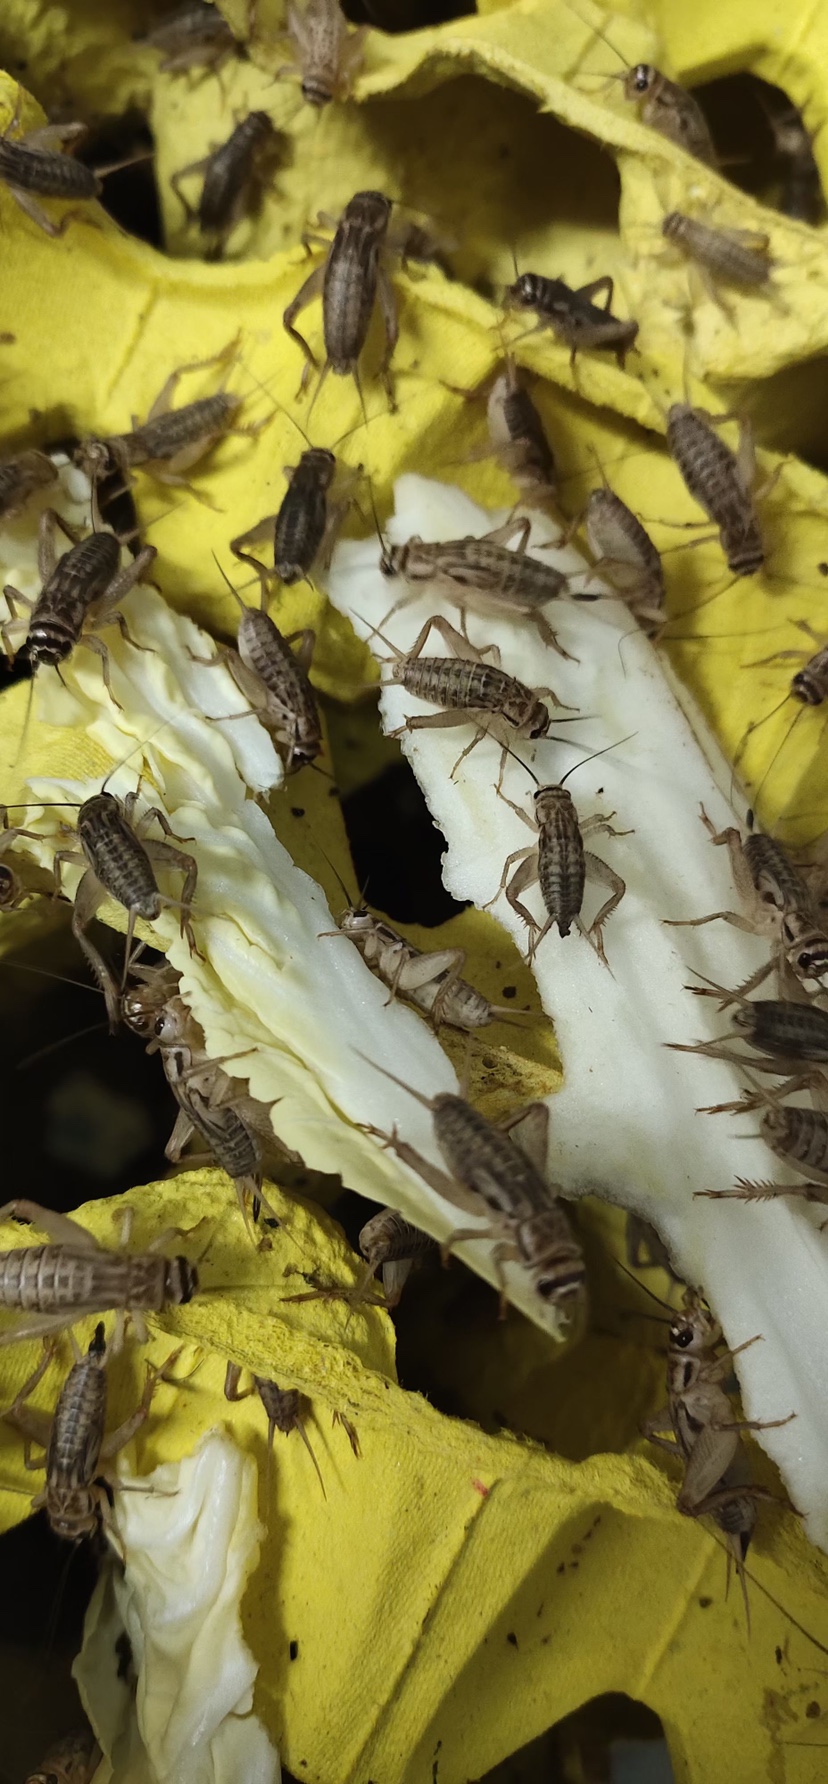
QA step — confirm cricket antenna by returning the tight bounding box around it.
[706,1525,828,1658]
[558,732,637,788]
[614,1255,679,1313]
[356,1049,434,1111]
[211,547,251,614]
[364,473,393,572]
[315,838,367,911]
[735,699,808,820]
[99,717,176,794]
[563,0,631,77]
[350,606,401,658]
[11,672,36,773]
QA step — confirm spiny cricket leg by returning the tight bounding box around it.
[375,265,398,410]
[665,908,753,933]
[230,514,277,566]
[363,1124,481,1218]
[145,337,240,423]
[580,853,626,966]
[70,868,121,1031]
[170,156,212,219]
[504,852,543,934]
[578,275,614,310]
[698,1075,812,1115]
[282,265,326,369]
[224,1361,258,1403]
[100,1345,186,1460]
[8,185,85,237]
[0,1200,100,1248]
[698,1179,828,1210]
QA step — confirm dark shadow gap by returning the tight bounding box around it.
[475,1692,673,1784]
[364,75,621,297]
[75,110,162,249]
[345,0,474,29]
[693,72,823,224]
[0,925,180,1210]
[0,1513,99,1782]
[340,757,467,926]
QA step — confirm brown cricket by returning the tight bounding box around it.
[48,788,198,1030]
[666,403,767,579]
[731,624,828,818]
[197,571,322,773]
[1,507,156,700]
[171,111,282,260]
[665,804,828,999]
[379,514,573,655]
[140,1,239,77]
[0,92,101,236]
[0,447,57,519]
[333,894,523,1032]
[504,271,639,368]
[231,441,361,586]
[25,1727,101,1784]
[362,1061,587,1323]
[0,1197,198,1347]
[122,962,288,1239]
[661,212,774,296]
[582,483,665,627]
[487,744,629,966]
[4,1322,175,1542]
[357,1206,436,1305]
[74,338,259,500]
[575,11,716,165]
[283,189,398,410]
[224,1360,325,1494]
[621,65,716,163]
[643,1287,792,1624]
[486,358,558,510]
[270,0,367,107]
[373,610,569,781]
[762,92,822,224]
